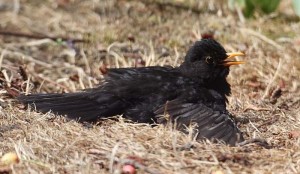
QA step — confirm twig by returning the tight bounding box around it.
[13,0,20,14]
[18,66,28,81]
[109,142,120,174]
[262,59,282,99]
[248,120,261,134]
[0,30,88,43]
[123,0,205,14]
[25,76,31,95]
[237,138,271,149]
[88,148,161,174]
[235,4,245,23]
[29,73,71,92]
[243,104,270,112]
[0,48,53,68]
[257,115,280,128]
[1,69,11,87]
[177,142,195,151]
[240,28,283,50]
[0,49,6,70]
[22,159,51,169]
[184,158,219,165]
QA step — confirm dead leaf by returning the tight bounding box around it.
[289,130,300,139]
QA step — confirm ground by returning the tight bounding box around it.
[0,0,299,173]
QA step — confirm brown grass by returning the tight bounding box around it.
[0,0,300,173]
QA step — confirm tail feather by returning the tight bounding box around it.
[18,92,126,121]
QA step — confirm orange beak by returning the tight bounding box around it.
[222,52,245,66]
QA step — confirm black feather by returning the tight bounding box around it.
[18,39,245,145]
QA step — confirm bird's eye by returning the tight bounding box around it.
[205,56,214,64]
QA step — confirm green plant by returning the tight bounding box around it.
[229,0,300,17]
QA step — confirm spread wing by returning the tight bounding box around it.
[19,66,180,122]
[155,99,244,146]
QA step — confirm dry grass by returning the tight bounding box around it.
[0,0,300,173]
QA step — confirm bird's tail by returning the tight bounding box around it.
[18,92,125,122]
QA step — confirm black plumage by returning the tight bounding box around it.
[18,38,245,145]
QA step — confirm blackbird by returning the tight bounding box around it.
[18,38,245,145]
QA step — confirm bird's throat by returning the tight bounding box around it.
[206,78,231,99]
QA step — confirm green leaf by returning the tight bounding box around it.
[244,0,255,17]
[249,0,280,14]
[258,0,281,14]
[228,0,281,17]
[293,0,300,16]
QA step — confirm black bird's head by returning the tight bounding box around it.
[180,38,245,96]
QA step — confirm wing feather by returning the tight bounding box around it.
[155,101,243,145]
